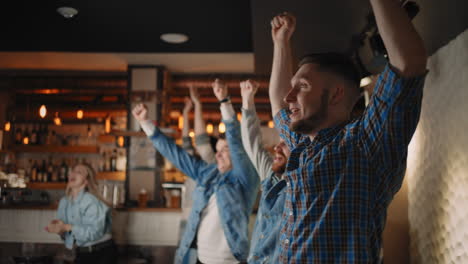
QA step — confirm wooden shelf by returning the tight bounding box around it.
[28,182,67,190]
[13,145,99,153]
[97,171,126,181]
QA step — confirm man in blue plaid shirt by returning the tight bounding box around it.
[269,0,427,262]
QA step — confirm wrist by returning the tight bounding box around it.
[218,96,231,104]
[242,98,254,110]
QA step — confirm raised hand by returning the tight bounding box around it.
[240,79,259,101]
[271,12,296,44]
[183,97,193,114]
[212,78,229,102]
[189,84,201,105]
[132,103,149,122]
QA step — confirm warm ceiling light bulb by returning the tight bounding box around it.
[4,121,11,132]
[39,105,47,118]
[360,77,372,87]
[178,116,184,130]
[54,112,62,126]
[237,113,242,121]
[268,121,274,128]
[206,123,214,134]
[218,122,226,134]
[189,131,195,138]
[77,109,84,119]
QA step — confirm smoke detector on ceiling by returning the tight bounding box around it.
[57,7,78,19]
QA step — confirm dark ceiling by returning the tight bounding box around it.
[1,0,467,74]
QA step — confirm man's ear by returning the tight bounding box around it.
[329,83,345,106]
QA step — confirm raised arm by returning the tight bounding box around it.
[181,97,195,154]
[190,84,216,163]
[241,79,274,181]
[132,104,212,183]
[212,79,259,189]
[370,0,427,76]
[269,12,296,116]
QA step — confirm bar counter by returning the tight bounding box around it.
[0,205,182,246]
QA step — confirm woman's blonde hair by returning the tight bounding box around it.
[65,162,112,208]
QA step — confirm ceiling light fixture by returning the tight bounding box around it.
[160,33,189,44]
[57,7,79,19]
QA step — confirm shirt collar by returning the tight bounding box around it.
[71,188,86,204]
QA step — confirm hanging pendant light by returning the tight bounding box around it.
[218,122,226,134]
[268,121,274,128]
[206,123,214,134]
[54,112,62,126]
[77,109,84,119]
[4,121,11,132]
[39,105,47,118]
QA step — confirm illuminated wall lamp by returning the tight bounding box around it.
[39,105,47,118]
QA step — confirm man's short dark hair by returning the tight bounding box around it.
[299,52,361,90]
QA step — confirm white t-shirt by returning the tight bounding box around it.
[197,194,238,264]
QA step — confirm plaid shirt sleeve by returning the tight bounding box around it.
[358,64,427,170]
[273,108,307,150]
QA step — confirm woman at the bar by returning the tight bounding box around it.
[46,163,116,264]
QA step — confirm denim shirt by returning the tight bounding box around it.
[240,108,287,263]
[249,175,287,263]
[57,190,112,249]
[147,117,259,264]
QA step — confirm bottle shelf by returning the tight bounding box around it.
[96,171,126,181]
[12,145,99,154]
[28,182,67,190]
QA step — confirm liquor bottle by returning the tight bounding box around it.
[104,152,110,172]
[14,125,22,144]
[38,160,47,182]
[110,149,117,172]
[31,160,38,182]
[22,125,30,145]
[44,125,51,145]
[47,157,54,182]
[30,124,38,145]
[51,160,59,182]
[38,124,44,145]
[59,159,68,182]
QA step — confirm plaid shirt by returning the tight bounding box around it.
[274,65,426,263]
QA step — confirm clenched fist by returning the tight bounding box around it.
[212,78,229,101]
[240,79,259,101]
[132,103,149,122]
[271,12,296,44]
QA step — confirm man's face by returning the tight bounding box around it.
[286,63,330,134]
[271,139,290,174]
[215,139,232,173]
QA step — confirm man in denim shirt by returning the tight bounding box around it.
[239,79,290,263]
[132,79,259,264]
